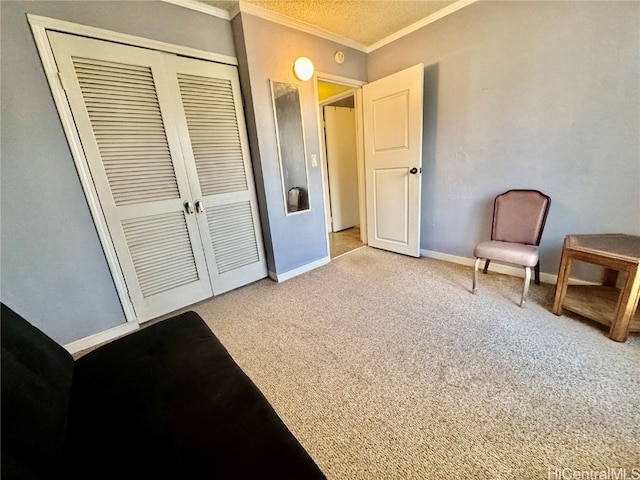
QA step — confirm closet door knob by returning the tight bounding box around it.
[195,200,205,214]
[184,201,194,214]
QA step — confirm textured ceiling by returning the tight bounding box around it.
[200,0,458,47]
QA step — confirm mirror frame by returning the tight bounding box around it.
[270,79,311,215]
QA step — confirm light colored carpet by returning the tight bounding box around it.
[179,247,639,479]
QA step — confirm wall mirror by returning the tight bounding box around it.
[270,80,310,214]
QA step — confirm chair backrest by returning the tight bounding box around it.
[491,190,551,245]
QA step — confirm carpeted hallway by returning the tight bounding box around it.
[175,247,639,479]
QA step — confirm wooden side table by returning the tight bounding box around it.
[552,234,640,342]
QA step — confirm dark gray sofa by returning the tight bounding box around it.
[1,303,326,479]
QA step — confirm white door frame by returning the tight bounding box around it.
[323,106,360,232]
[313,73,367,255]
[28,15,239,322]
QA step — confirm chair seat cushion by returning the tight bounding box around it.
[474,241,539,267]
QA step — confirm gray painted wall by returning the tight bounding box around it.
[4,0,636,344]
[1,1,236,343]
[233,13,367,274]
[368,1,640,278]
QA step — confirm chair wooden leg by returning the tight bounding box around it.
[520,266,532,307]
[483,259,491,274]
[473,258,482,294]
[534,261,540,285]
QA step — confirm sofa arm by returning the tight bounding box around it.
[1,303,75,479]
[67,311,325,479]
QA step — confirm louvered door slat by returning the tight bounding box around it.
[189,132,241,138]
[178,73,248,196]
[190,146,242,153]
[125,229,191,245]
[125,229,191,247]
[86,108,164,116]
[72,56,180,207]
[104,173,177,183]
[181,108,237,115]
[122,212,199,298]
[126,241,193,257]
[190,137,241,144]
[182,88,234,96]
[85,103,161,112]
[92,123,165,131]
[81,85,159,96]
[195,166,246,175]
[189,160,243,169]
[206,202,259,274]
[91,120,164,126]
[188,150,241,157]
[86,108,164,117]
[98,145,169,152]
[76,77,159,90]
[74,67,154,83]
[104,161,178,169]
[135,253,196,275]
[96,134,168,141]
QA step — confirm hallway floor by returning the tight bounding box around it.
[329,226,364,258]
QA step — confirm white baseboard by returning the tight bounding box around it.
[268,255,331,283]
[64,321,139,355]
[420,249,595,286]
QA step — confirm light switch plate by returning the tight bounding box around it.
[311,154,318,167]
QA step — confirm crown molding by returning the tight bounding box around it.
[161,0,231,20]
[238,0,368,52]
[367,0,478,52]
[162,0,476,54]
[229,3,241,18]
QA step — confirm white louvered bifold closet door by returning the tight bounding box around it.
[167,56,267,294]
[48,32,266,322]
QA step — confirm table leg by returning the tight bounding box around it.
[553,246,572,315]
[608,266,640,342]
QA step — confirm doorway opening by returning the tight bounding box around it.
[316,76,366,258]
[329,226,363,258]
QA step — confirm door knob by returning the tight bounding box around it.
[195,200,205,213]
[184,201,194,214]
[409,167,418,174]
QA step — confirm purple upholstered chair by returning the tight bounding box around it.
[472,190,551,307]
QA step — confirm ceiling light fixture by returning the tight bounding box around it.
[293,56,314,81]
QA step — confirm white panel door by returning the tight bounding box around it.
[363,64,424,257]
[324,106,359,232]
[48,32,214,321]
[166,55,267,294]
